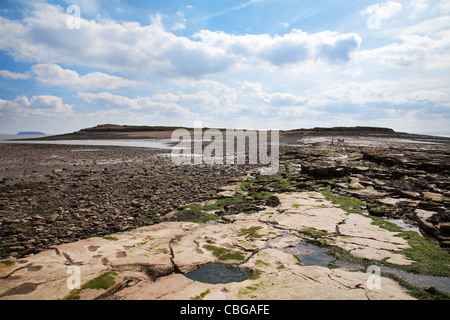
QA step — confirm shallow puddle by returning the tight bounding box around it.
[385,218,423,236]
[380,266,450,295]
[280,240,450,295]
[185,264,249,284]
[283,241,334,267]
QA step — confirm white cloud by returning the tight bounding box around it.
[159,75,449,120]
[357,27,450,69]
[0,95,74,119]
[171,11,187,31]
[31,63,138,89]
[0,70,30,80]
[195,29,361,67]
[152,91,220,108]
[364,1,403,30]
[0,3,361,79]
[171,22,186,31]
[78,92,197,118]
[240,81,308,106]
[389,15,450,37]
[439,0,450,13]
[409,0,429,14]
[308,78,450,107]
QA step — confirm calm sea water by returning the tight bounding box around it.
[0,135,174,149]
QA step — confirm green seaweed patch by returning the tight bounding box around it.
[192,289,211,300]
[300,227,333,237]
[235,240,258,250]
[237,226,263,238]
[203,245,245,261]
[0,260,15,266]
[401,231,450,277]
[366,204,386,217]
[324,245,370,269]
[137,212,160,227]
[248,268,263,280]
[255,260,271,267]
[320,188,367,214]
[102,236,119,241]
[369,216,450,277]
[239,284,260,297]
[174,209,220,223]
[64,271,118,300]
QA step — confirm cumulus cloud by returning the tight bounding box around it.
[0,70,31,80]
[0,95,74,119]
[195,29,361,67]
[152,91,221,109]
[240,81,308,106]
[78,92,197,117]
[0,3,361,79]
[0,3,231,78]
[318,36,361,63]
[31,63,138,89]
[358,26,450,69]
[305,78,450,109]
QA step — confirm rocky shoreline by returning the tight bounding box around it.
[280,141,450,248]
[1,131,450,300]
[0,143,256,259]
[1,134,449,257]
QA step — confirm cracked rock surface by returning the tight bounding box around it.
[0,191,415,300]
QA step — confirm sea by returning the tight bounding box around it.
[0,135,175,149]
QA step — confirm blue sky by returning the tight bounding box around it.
[0,0,449,135]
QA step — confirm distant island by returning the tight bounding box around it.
[79,124,193,133]
[17,131,46,135]
[14,124,449,143]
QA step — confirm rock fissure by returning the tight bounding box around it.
[335,217,347,235]
[168,236,183,275]
[0,264,29,280]
[326,273,361,290]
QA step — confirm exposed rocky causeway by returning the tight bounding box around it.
[1,129,450,300]
[0,191,417,300]
[0,143,256,259]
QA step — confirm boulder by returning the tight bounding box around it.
[367,205,386,217]
[265,195,281,207]
[416,209,450,242]
[438,222,450,236]
[302,165,347,179]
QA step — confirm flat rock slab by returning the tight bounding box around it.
[0,192,416,300]
[115,249,413,300]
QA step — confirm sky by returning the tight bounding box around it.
[0,0,449,135]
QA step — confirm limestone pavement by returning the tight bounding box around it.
[0,191,415,300]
